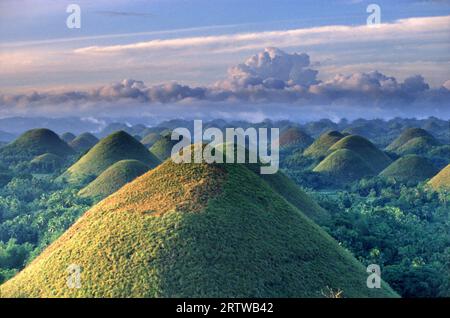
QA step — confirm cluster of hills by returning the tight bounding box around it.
[0,117,448,298]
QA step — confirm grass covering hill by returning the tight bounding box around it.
[78,160,150,201]
[141,132,160,147]
[60,131,160,184]
[30,153,64,173]
[386,128,440,155]
[0,129,74,165]
[0,160,398,298]
[428,164,450,192]
[149,134,179,161]
[380,155,438,183]
[313,149,376,183]
[328,135,392,173]
[303,131,345,159]
[279,127,313,148]
[69,133,99,153]
[60,132,76,143]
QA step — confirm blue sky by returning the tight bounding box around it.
[0,0,449,119]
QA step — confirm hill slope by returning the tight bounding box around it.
[386,128,440,155]
[328,135,392,173]
[79,160,150,200]
[141,132,161,147]
[380,155,438,182]
[61,131,160,184]
[60,132,76,143]
[279,127,314,148]
[313,149,376,183]
[303,131,345,159]
[0,128,74,165]
[69,133,99,153]
[149,134,179,161]
[428,164,450,192]
[0,161,397,298]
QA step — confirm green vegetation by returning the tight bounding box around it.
[61,131,160,184]
[380,155,438,183]
[0,160,397,298]
[386,128,440,155]
[141,132,160,147]
[30,153,64,173]
[279,127,313,148]
[79,159,150,201]
[68,133,99,153]
[328,135,392,173]
[0,129,74,166]
[313,149,375,183]
[303,131,344,159]
[428,164,450,192]
[149,134,179,161]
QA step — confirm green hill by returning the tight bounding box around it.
[0,160,397,298]
[303,131,345,159]
[428,164,450,192]
[380,155,438,183]
[149,134,179,161]
[279,127,313,148]
[30,153,64,173]
[141,132,160,147]
[79,160,150,200]
[328,135,392,173]
[313,149,376,183]
[60,132,76,143]
[60,131,160,184]
[69,133,99,153]
[386,128,440,155]
[0,128,74,165]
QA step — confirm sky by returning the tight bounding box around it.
[0,0,449,121]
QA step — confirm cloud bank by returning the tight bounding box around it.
[1,47,449,119]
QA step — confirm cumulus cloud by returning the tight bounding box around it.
[1,48,449,118]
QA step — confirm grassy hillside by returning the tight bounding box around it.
[149,134,179,161]
[279,127,313,148]
[141,132,160,147]
[0,160,397,298]
[61,131,160,184]
[313,149,375,183]
[0,129,74,165]
[79,159,150,200]
[328,135,392,173]
[380,155,438,183]
[386,128,440,154]
[30,153,64,173]
[303,131,344,159]
[428,164,450,192]
[69,133,99,153]
[60,132,76,143]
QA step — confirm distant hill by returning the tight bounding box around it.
[69,133,99,153]
[386,128,440,155]
[0,160,397,298]
[313,149,376,183]
[0,131,15,143]
[0,129,74,165]
[141,132,161,147]
[149,134,179,161]
[328,135,392,173]
[60,131,160,184]
[303,131,345,159]
[60,132,76,143]
[79,159,150,200]
[380,155,438,183]
[279,127,314,149]
[428,164,450,192]
[30,153,64,173]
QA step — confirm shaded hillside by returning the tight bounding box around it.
[0,160,397,298]
[30,153,64,173]
[386,128,440,155]
[69,133,99,153]
[279,127,314,148]
[303,131,345,159]
[60,132,76,143]
[60,131,160,184]
[380,155,438,183]
[79,159,150,200]
[149,134,179,161]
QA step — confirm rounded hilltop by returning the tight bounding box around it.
[380,155,438,183]
[69,133,99,153]
[303,131,345,159]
